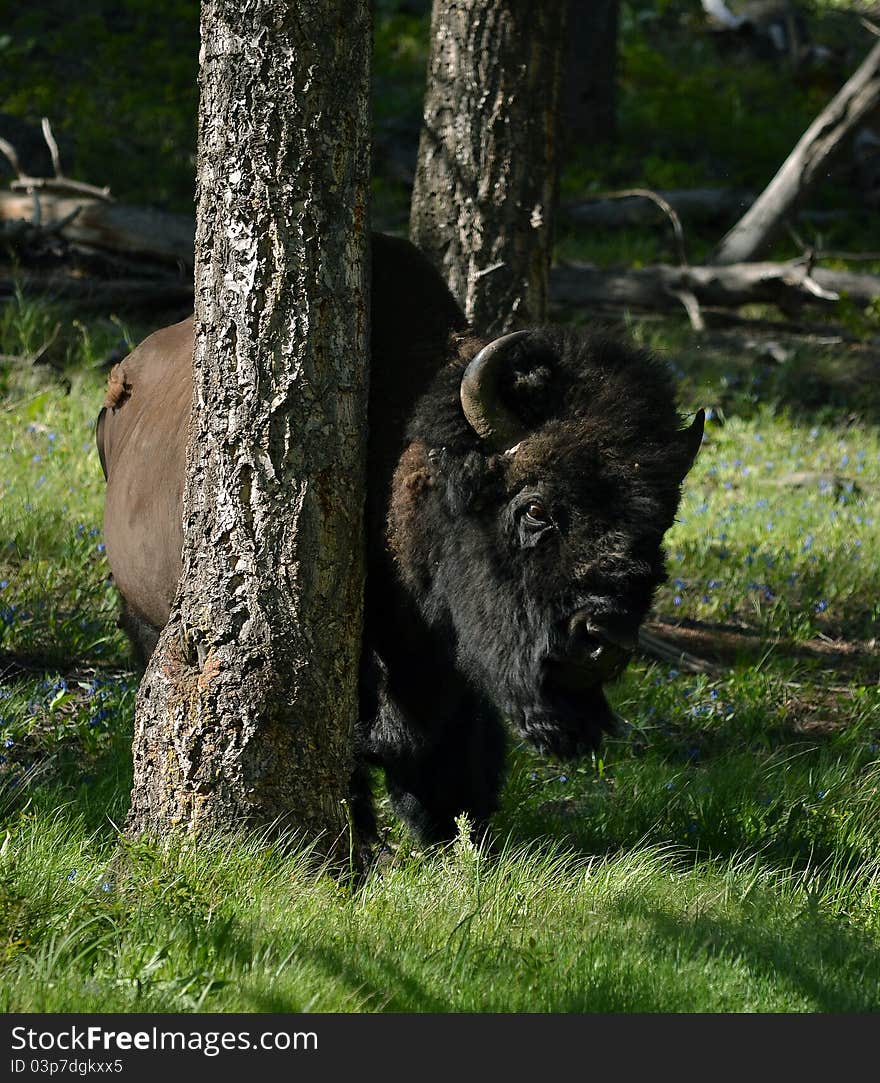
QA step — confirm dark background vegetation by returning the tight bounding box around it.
[2,0,877,247]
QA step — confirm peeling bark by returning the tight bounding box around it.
[409,0,566,335]
[127,0,372,858]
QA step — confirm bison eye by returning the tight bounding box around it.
[524,501,549,527]
[512,492,557,547]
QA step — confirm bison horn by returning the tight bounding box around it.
[460,330,532,451]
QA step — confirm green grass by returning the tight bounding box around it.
[4,819,880,1013]
[0,285,878,1013]
[2,0,880,1015]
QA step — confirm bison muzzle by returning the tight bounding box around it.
[97,232,703,847]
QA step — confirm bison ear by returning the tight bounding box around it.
[677,408,705,478]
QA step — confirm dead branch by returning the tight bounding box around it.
[549,257,880,316]
[0,119,113,203]
[714,37,880,264]
[9,176,113,201]
[638,626,721,675]
[0,192,193,269]
[0,136,24,177]
[587,187,689,266]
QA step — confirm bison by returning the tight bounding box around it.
[97,232,703,847]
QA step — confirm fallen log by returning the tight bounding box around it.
[4,255,878,318]
[549,258,880,318]
[0,269,194,311]
[564,187,756,229]
[0,191,194,269]
[2,187,878,319]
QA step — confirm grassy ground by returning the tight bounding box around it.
[1,0,879,1015]
[0,285,878,1013]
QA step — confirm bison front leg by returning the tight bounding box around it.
[370,692,507,847]
[118,601,161,669]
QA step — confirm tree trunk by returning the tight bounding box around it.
[561,0,619,151]
[126,0,372,859]
[714,37,880,265]
[409,0,566,335]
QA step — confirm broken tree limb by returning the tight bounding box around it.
[0,120,113,202]
[0,270,194,311]
[714,36,880,265]
[0,191,194,269]
[589,187,689,267]
[564,187,756,229]
[638,625,721,675]
[549,257,880,316]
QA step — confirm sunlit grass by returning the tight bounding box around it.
[3,814,880,1012]
[661,409,880,641]
[0,288,878,1013]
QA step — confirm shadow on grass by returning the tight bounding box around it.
[241,939,451,1014]
[608,892,880,1013]
[235,874,880,1012]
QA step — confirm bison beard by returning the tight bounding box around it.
[97,232,703,849]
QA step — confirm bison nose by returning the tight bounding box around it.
[567,612,638,660]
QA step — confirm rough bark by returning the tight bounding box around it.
[409,0,566,335]
[561,0,619,150]
[126,0,372,857]
[714,37,880,265]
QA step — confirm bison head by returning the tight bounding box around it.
[389,327,703,759]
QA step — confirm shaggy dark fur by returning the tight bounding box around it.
[97,233,702,851]
[362,325,702,845]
